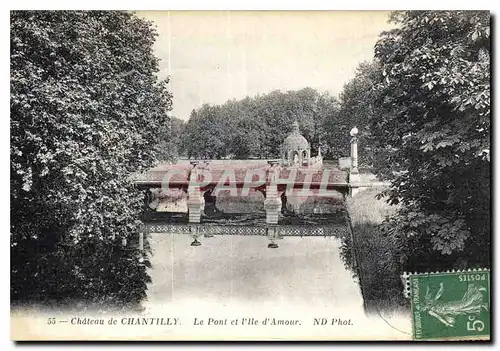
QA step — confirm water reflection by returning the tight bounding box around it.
[142,200,356,307]
[142,197,407,317]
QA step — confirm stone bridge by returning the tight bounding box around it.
[131,127,380,249]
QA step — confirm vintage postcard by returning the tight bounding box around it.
[10,9,490,341]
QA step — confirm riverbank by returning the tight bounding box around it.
[344,187,409,315]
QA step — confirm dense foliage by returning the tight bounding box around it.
[11,11,173,307]
[328,61,386,166]
[180,88,342,160]
[369,11,490,271]
[158,116,185,162]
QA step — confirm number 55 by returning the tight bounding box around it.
[467,320,484,332]
[47,318,56,325]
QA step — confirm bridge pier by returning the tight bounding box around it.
[187,190,204,223]
[264,164,282,224]
[264,190,282,224]
[348,176,360,197]
[187,164,205,223]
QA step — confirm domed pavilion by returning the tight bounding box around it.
[282,121,311,166]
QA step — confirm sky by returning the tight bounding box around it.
[137,11,394,121]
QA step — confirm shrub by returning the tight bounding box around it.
[342,187,408,314]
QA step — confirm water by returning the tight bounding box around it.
[140,233,412,340]
[10,230,411,340]
[144,234,361,307]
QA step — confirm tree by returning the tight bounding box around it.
[158,116,185,161]
[181,88,340,160]
[372,11,490,271]
[315,92,341,157]
[181,105,235,159]
[327,61,385,166]
[11,11,173,307]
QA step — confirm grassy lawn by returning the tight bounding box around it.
[344,186,409,315]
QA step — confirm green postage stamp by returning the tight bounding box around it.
[408,269,490,340]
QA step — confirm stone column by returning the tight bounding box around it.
[351,136,359,174]
[349,130,361,197]
[187,164,205,223]
[264,164,282,224]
